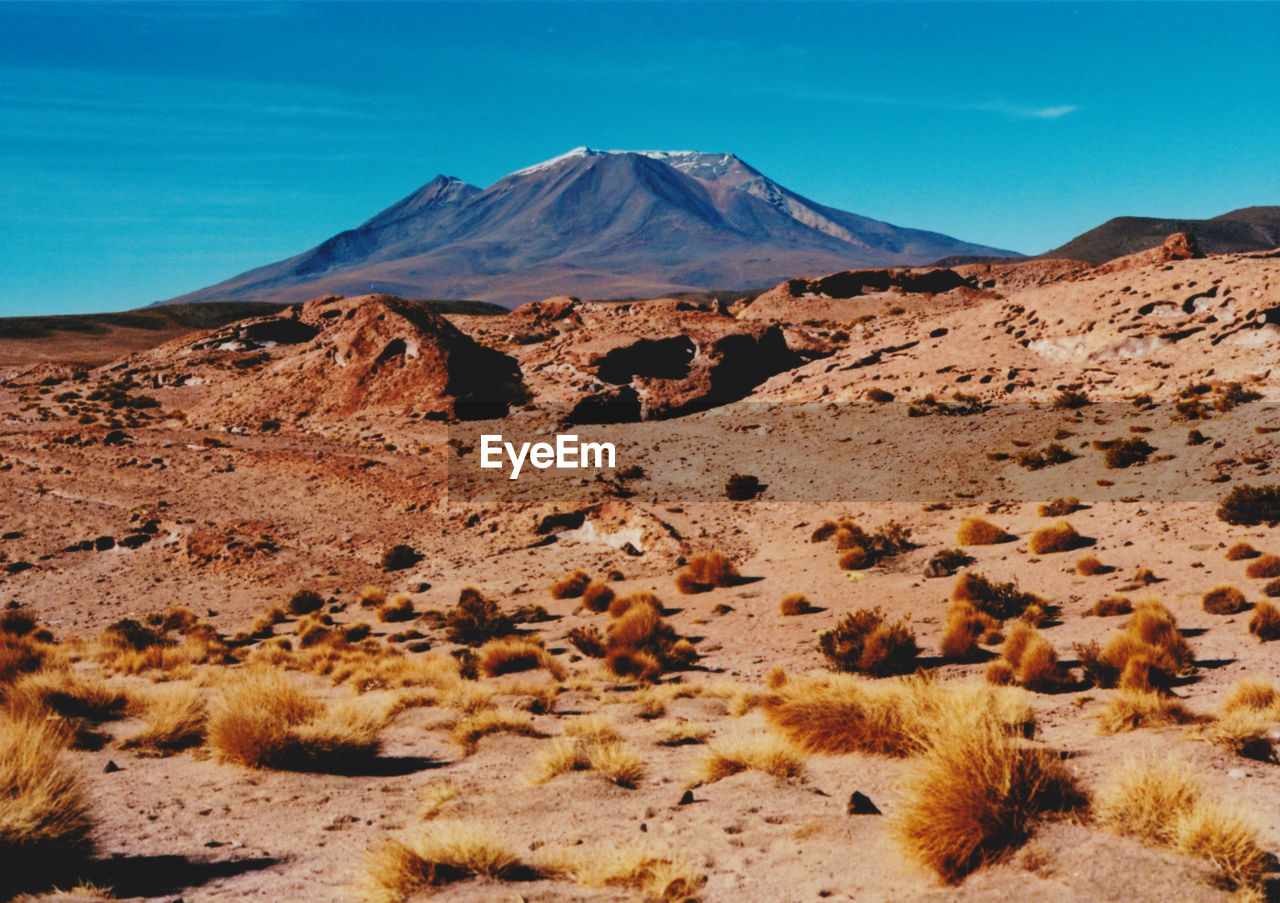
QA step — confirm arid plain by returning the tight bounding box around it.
[5,237,1280,902]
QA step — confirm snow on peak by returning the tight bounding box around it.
[510,146,606,177]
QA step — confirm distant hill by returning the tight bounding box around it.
[161,147,1020,309]
[1044,207,1280,265]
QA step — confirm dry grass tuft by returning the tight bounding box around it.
[581,580,614,613]
[1097,690,1201,733]
[1227,542,1260,561]
[991,623,1069,691]
[444,588,514,646]
[939,600,1001,661]
[477,637,565,680]
[1038,497,1080,517]
[692,733,805,785]
[674,552,739,594]
[1075,555,1110,576]
[1245,553,1280,580]
[377,593,416,623]
[608,590,662,619]
[1028,521,1081,555]
[779,593,813,616]
[1095,756,1267,891]
[956,518,1011,546]
[1248,600,1280,640]
[1080,600,1195,690]
[419,780,461,819]
[893,699,1082,883]
[952,571,1040,620]
[818,607,919,675]
[556,842,704,902]
[358,585,387,608]
[1196,709,1274,760]
[357,822,528,903]
[653,720,709,746]
[4,671,129,725]
[550,570,591,600]
[451,707,545,755]
[119,684,206,755]
[1224,677,1280,715]
[1089,595,1133,617]
[207,669,384,770]
[1202,585,1248,615]
[0,714,94,886]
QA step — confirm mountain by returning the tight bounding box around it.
[162,147,1019,308]
[1044,207,1280,265]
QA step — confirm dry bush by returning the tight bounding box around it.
[1248,600,1280,640]
[1089,595,1132,617]
[358,585,386,608]
[608,591,662,619]
[581,581,614,612]
[818,607,919,675]
[1098,436,1155,469]
[939,600,1000,661]
[605,647,662,682]
[451,707,544,755]
[0,715,94,888]
[1223,677,1280,715]
[692,733,805,785]
[1028,521,1081,555]
[674,552,739,594]
[1217,483,1280,526]
[653,720,709,746]
[550,570,590,600]
[0,609,37,636]
[952,571,1040,620]
[0,632,56,687]
[956,518,1011,546]
[287,589,325,616]
[1227,542,1260,561]
[893,700,1082,883]
[1202,585,1248,615]
[1245,554,1280,579]
[779,594,813,616]
[555,842,704,902]
[601,600,696,680]
[119,684,206,755]
[529,735,645,788]
[763,673,1032,758]
[1075,555,1109,576]
[1196,709,1274,760]
[992,623,1068,692]
[1095,756,1267,891]
[1014,442,1077,471]
[1098,690,1200,733]
[822,520,916,571]
[208,669,384,770]
[477,638,565,680]
[810,520,838,542]
[357,822,528,903]
[377,593,416,623]
[3,671,129,725]
[444,588,515,646]
[1038,497,1080,517]
[565,625,605,658]
[1266,578,1280,598]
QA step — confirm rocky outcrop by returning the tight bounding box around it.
[1092,232,1205,275]
[738,267,974,320]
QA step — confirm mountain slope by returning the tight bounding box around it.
[163,148,1018,308]
[1045,208,1280,265]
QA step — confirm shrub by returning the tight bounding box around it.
[1202,585,1248,615]
[607,591,661,619]
[1053,389,1091,409]
[1028,521,1081,554]
[818,607,919,676]
[866,387,895,403]
[1097,437,1155,468]
[357,822,528,902]
[565,626,605,658]
[450,708,544,755]
[1098,690,1199,733]
[119,685,206,755]
[445,588,514,646]
[581,581,614,612]
[674,552,738,594]
[378,593,416,623]
[824,520,915,568]
[288,590,325,616]
[1244,553,1280,579]
[779,594,812,616]
[1266,578,1280,598]
[989,623,1067,691]
[1075,556,1109,576]
[956,518,1011,545]
[810,521,838,542]
[724,473,764,501]
[1217,484,1280,526]
[893,701,1081,883]
[0,715,94,889]
[1038,497,1079,517]
[0,610,36,636]
[1226,542,1260,561]
[1224,677,1280,715]
[477,638,565,680]
[604,647,661,681]
[927,548,973,575]
[550,570,590,600]
[1081,601,1194,689]
[939,600,1000,661]
[1088,595,1132,617]
[381,544,421,571]
[1014,443,1076,470]
[692,734,805,785]
[1248,601,1280,640]
[952,572,1039,620]
[358,585,386,608]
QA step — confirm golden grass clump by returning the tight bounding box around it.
[674,552,739,594]
[119,684,206,755]
[419,780,461,819]
[763,673,1032,758]
[529,734,645,788]
[1082,600,1194,689]
[1202,584,1248,615]
[357,822,527,903]
[608,590,662,619]
[358,585,386,608]
[779,593,813,616]
[0,715,94,886]
[376,593,415,623]
[3,671,129,725]
[1028,521,1081,555]
[692,733,805,785]
[600,598,696,681]
[1097,690,1200,733]
[653,720,709,746]
[989,623,1068,692]
[956,518,1011,546]
[476,637,566,680]
[1244,553,1280,579]
[207,669,384,770]
[893,698,1082,883]
[1226,542,1260,561]
[1196,709,1274,760]
[1223,677,1280,715]
[550,570,591,599]
[581,580,614,613]
[1075,555,1109,576]
[1037,497,1079,517]
[1094,756,1267,892]
[451,707,545,755]
[1248,600,1280,640]
[1088,595,1132,617]
[939,600,1001,661]
[554,842,704,902]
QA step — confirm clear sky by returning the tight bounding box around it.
[2,1,1278,315]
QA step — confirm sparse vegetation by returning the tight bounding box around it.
[445,588,515,645]
[477,637,565,680]
[692,733,805,785]
[381,544,421,571]
[956,518,1011,546]
[550,570,590,599]
[581,580,614,612]
[818,607,919,675]
[1038,497,1080,517]
[724,473,764,500]
[1202,585,1248,615]
[952,571,1040,620]
[1075,555,1109,575]
[987,623,1068,691]
[1217,483,1280,526]
[1088,595,1132,617]
[1028,521,1081,554]
[1097,690,1199,733]
[1096,437,1155,469]
[1014,443,1076,470]
[779,593,813,616]
[674,551,739,593]
[1245,553,1280,579]
[451,707,545,755]
[378,593,416,623]
[1075,600,1195,690]
[288,589,325,616]
[939,600,1001,661]
[1248,600,1280,640]
[1227,542,1260,561]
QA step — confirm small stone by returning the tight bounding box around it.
[847,791,881,815]
[104,760,121,773]
[677,790,695,806]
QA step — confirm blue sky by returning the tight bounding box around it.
[2,1,1278,315]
